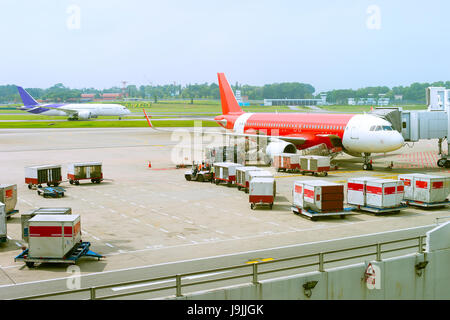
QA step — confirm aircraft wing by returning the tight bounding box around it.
[38,104,79,115]
[143,109,307,144]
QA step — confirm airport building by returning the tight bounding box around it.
[264,97,325,106]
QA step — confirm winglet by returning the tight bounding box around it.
[217,73,244,115]
[143,109,153,128]
[17,86,39,106]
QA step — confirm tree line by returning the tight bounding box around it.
[1,80,449,104]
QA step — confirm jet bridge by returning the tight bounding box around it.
[370,87,450,168]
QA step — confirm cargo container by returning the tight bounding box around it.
[0,203,6,243]
[67,162,103,185]
[299,156,331,176]
[347,177,381,206]
[365,179,405,209]
[21,207,72,243]
[236,166,261,190]
[25,165,62,188]
[28,214,81,259]
[398,173,450,205]
[247,170,275,194]
[273,153,300,172]
[213,162,243,186]
[0,184,17,216]
[292,180,350,220]
[249,177,275,209]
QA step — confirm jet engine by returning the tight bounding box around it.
[77,110,92,120]
[264,139,297,164]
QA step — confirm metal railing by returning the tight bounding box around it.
[15,235,427,300]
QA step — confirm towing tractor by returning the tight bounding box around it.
[184,162,212,182]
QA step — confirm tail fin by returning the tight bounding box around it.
[17,86,39,106]
[217,73,244,115]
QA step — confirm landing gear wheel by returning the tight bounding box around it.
[437,159,446,167]
[363,163,373,170]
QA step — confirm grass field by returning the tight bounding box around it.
[0,101,427,128]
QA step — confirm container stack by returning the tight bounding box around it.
[292,180,346,220]
[399,173,450,206]
[25,165,62,188]
[21,207,72,242]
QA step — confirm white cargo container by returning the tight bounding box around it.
[299,156,331,176]
[247,170,274,193]
[21,207,72,243]
[236,166,261,190]
[0,202,6,243]
[28,214,81,259]
[0,184,17,215]
[347,177,381,206]
[249,177,275,209]
[25,164,62,188]
[365,179,404,208]
[399,173,450,203]
[213,162,243,186]
[67,162,103,185]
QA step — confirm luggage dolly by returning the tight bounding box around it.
[402,199,450,209]
[350,203,408,215]
[300,170,328,177]
[291,206,354,221]
[15,241,104,268]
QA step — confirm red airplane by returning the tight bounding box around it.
[144,73,404,170]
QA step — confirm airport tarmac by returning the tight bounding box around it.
[0,127,449,289]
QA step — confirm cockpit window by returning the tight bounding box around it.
[370,125,375,131]
[382,126,393,131]
[375,126,382,131]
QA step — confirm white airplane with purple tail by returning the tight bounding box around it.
[16,86,131,120]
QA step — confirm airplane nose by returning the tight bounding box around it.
[390,132,404,150]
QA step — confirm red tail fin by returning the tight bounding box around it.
[217,73,244,115]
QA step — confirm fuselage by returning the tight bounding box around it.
[214,112,404,155]
[25,103,131,117]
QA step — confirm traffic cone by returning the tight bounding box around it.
[148,161,152,168]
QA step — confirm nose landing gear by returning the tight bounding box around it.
[363,153,373,170]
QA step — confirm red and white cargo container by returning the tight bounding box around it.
[0,184,17,215]
[299,156,331,176]
[249,177,276,210]
[273,153,300,172]
[292,180,348,220]
[67,162,103,185]
[28,214,81,259]
[213,162,243,186]
[365,179,405,209]
[25,165,62,188]
[247,170,274,193]
[347,177,382,206]
[236,166,262,191]
[399,173,450,206]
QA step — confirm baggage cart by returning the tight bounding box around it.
[402,199,450,208]
[213,162,243,186]
[0,203,6,243]
[249,177,275,210]
[273,153,300,172]
[67,162,103,185]
[25,165,62,189]
[15,242,103,268]
[37,186,66,198]
[236,166,262,191]
[291,206,354,221]
[0,184,18,217]
[350,203,408,215]
[293,180,344,212]
[299,156,331,177]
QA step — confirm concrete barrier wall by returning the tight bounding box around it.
[172,223,450,300]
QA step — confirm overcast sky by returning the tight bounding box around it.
[1,0,449,93]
